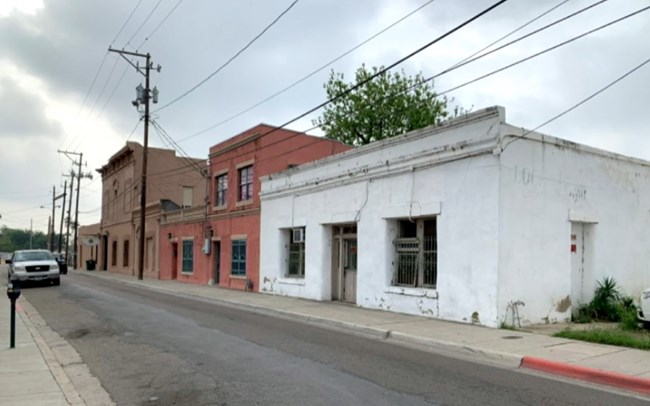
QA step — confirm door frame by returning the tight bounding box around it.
[212,240,221,286]
[331,224,357,303]
[171,242,178,280]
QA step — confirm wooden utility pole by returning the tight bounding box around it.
[108,47,159,280]
[58,180,67,253]
[50,186,56,251]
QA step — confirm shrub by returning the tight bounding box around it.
[592,277,621,321]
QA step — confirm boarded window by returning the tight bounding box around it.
[182,186,193,208]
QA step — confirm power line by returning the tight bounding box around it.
[235,0,509,143]
[300,0,641,140]
[176,0,438,142]
[142,0,511,180]
[124,0,164,49]
[150,120,206,177]
[450,0,573,69]
[111,0,144,46]
[434,4,650,98]
[137,0,185,48]
[502,55,650,152]
[186,0,629,171]
[155,0,301,112]
[60,0,145,151]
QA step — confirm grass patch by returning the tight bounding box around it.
[554,328,650,351]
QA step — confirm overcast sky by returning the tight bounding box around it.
[0,0,648,233]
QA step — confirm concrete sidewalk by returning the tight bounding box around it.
[0,267,114,406]
[75,268,650,398]
[0,290,75,405]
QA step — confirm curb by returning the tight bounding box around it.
[19,295,116,405]
[388,330,524,368]
[520,356,650,396]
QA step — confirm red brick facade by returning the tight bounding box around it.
[159,124,350,291]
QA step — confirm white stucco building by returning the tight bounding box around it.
[259,106,650,328]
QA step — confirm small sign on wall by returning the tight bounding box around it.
[571,234,577,253]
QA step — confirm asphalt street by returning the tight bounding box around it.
[21,273,649,406]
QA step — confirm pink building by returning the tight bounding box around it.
[78,141,205,277]
[158,124,350,291]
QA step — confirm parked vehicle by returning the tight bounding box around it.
[638,288,650,325]
[52,252,68,274]
[6,249,60,286]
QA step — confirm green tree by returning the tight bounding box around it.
[313,64,455,146]
[0,226,49,252]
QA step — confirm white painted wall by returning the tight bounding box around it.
[497,128,650,326]
[261,107,504,326]
[261,106,650,328]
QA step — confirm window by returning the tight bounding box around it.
[111,240,117,266]
[287,228,305,278]
[215,173,228,207]
[123,240,129,267]
[182,240,194,273]
[182,186,193,208]
[238,165,253,201]
[394,218,437,288]
[123,179,132,213]
[231,240,247,276]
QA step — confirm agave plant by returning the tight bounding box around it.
[593,277,622,321]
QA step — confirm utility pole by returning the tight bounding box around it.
[65,173,74,264]
[50,186,56,251]
[59,151,92,268]
[58,180,67,253]
[108,47,160,280]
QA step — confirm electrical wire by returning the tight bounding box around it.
[150,120,206,177]
[124,0,164,50]
[60,1,145,151]
[501,55,650,151]
[303,1,642,139]
[140,0,512,180]
[451,0,574,69]
[137,0,185,49]
[176,0,438,142]
[111,0,144,46]
[155,0,301,112]
[228,0,509,141]
[434,4,650,98]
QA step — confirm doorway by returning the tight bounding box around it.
[213,241,221,286]
[570,222,593,314]
[171,242,178,280]
[332,224,357,303]
[101,234,108,271]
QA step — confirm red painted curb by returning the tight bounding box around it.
[520,356,650,396]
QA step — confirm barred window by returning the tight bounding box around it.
[287,228,305,278]
[394,218,437,288]
[231,240,247,276]
[182,240,194,273]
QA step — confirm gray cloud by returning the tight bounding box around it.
[0,77,63,138]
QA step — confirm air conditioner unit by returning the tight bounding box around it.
[292,228,305,243]
[202,238,211,254]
